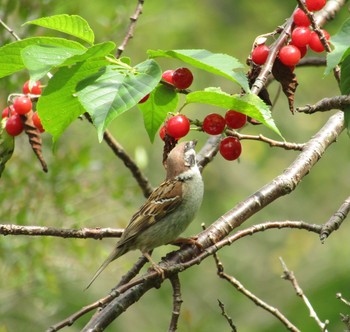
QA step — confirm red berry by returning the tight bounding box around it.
[202,113,226,135]
[309,30,330,52]
[162,70,174,84]
[291,27,311,48]
[172,68,193,89]
[2,106,16,119]
[251,45,269,65]
[225,110,247,129]
[23,80,42,95]
[293,8,311,27]
[279,45,301,66]
[13,96,32,115]
[159,125,167,141]
[219,137,242,161]
[138,93,150,104]
[5,114,24,136]
[166,115,190,139]
[32,112,44,132]
[306,0,326,11]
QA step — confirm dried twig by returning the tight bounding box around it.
[115,0,145,59]
[297,95,350,114]
[227,129,305,151]
[168,274,183,332]
[0,224,123,239]
[213,249,298,331]
[279,257,329,332]
[0,18,21,40]
[217,300,237,332]
[320,196,350,242]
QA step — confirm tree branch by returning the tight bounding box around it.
[320,195,350,242]
[0,224,123,239]
[280,257,329,332]
[168,274,183,332]
[214,254,299,332]
[297,95,350,114]
[115,0,145,59]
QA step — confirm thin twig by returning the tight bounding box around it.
[297,95,350,114]
[115,0,145,59]
[279,257,329,332]
[336,293,350,307]
[0,224,123,239]
[213,250,298,331]
[297,57,327,67]
[217,300,237,332]
[168,274,183,332]
[226,129,305,151]
[320,195,350,242]
[0,18,21,40]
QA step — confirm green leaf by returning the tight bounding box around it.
[21,44,86,81]
[325,18,350,75]
[25,14,95,45]
[186,88,282,138]
[21,41,115,82]
[0,37,86,78]
[37,58,109,142]
[76,59,162,141]
[339,54,350,136]
[138,85,178,142]
[148,49,249,92]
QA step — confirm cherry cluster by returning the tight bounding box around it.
[2,80,44,136]
[151,67,246,161]
[251,0,329,67]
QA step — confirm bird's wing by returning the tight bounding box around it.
[116,179,183,248]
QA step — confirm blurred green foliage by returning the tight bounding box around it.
[1,1,350,331]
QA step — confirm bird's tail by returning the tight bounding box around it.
[85,246,124,290]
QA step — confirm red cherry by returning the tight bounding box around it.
[138,93,150,104]
[23,80,42,95]
[306,0,326,11]
[2,106,16,119]
[251,45,269,65]
[279,45,301,66]
[32,112,44,132]
[202,113,226,135]
[172,68,193,89]
[225,110,247,129]
[219,137,242,161]
[5,114,24,136]
[293,8,311,27]
[13,96,32,115]
[159,125,167,141]
[166,115,190,139]
[162,70,175,84]
[309,30,330,52]
[291,27,311,48]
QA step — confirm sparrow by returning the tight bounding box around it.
[86,140,204,288]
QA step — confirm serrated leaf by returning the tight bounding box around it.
[186,89,282,138]
[37,58,109,142]
[0,37,86,78]
[138,85,178,142]
[76,59,162,141]
[61,41,116,66]
[148,49,249,92]
[339,54,350,136]
[25,14,94,45]
[0,118,15,177]
[325,18,350,75]
[21,44,86,81]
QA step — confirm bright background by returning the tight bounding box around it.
[1,1,349,331]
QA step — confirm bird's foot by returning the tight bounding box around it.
[170,236,203,251]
